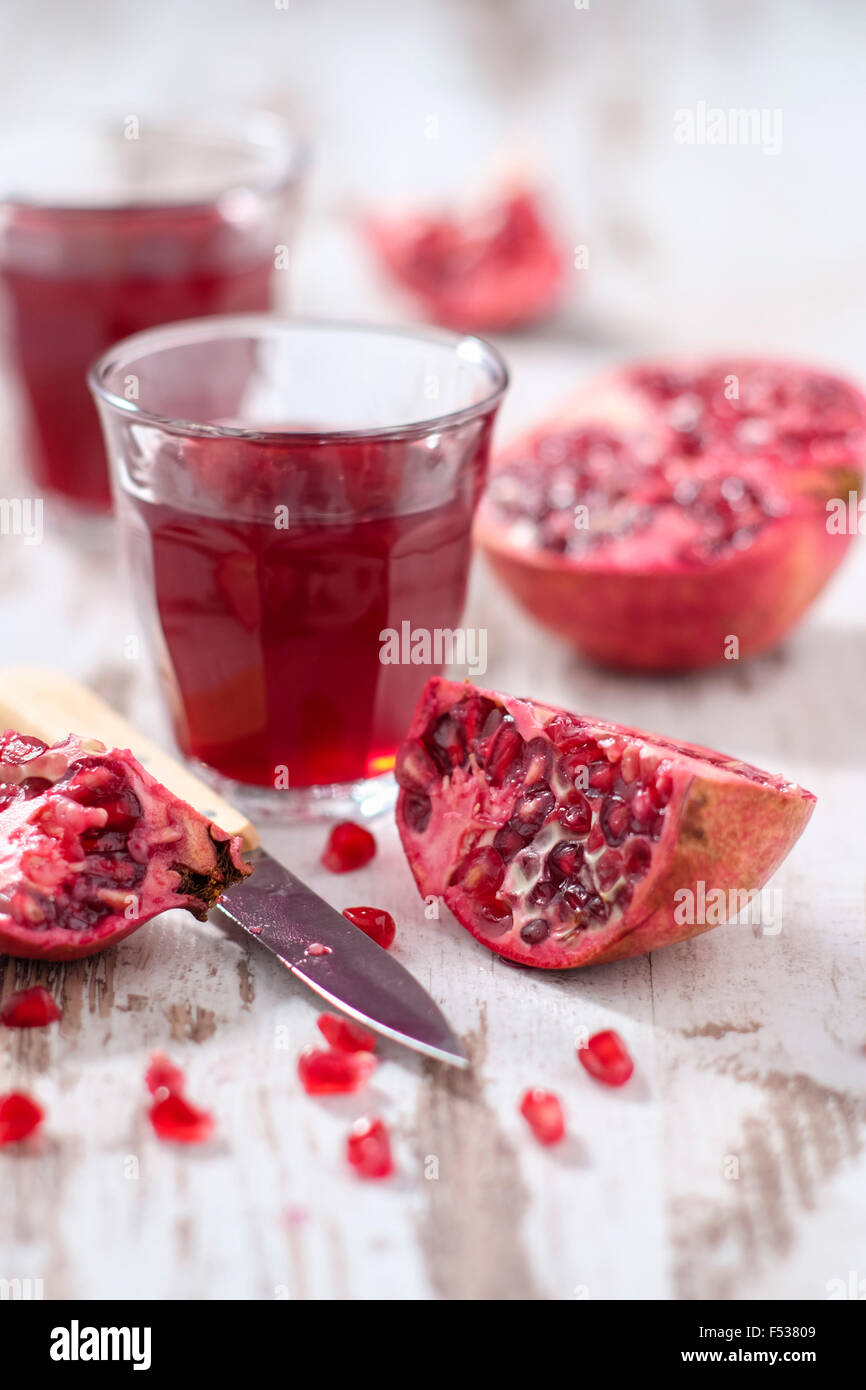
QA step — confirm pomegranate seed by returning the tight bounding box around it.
[342,905,396,950]
[577,1030,634,1087]
[394,739,437,793]
[317,1012,377,1053]
[520,917,550,945]
[486,722,525,785]
[149,1093,215,1144]
[0,1091,44,1145]
[519,1088,565,1145]
[452,846,506,894]
[297,1045,376,1095]
[346,1116,393,1178]
[0,986,61,1028]
[321,821,377,873]
[144,1051,185,1097]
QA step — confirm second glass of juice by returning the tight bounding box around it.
[0,115,305,511]
[89,316,508,816]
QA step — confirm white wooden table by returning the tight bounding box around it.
[1,306,863,1300]
[1,0,865,1296]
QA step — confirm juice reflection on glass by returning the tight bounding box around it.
[90,317,508,813]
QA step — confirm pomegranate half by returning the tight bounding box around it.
[477,358,866,670]
[395,678,815,969]
[0,732,250,960]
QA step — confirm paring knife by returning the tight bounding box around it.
[0,668,467,1069]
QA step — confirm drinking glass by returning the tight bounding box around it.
[0,115,305,511]
[89,315,508,818]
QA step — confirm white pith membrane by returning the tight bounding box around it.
[0,733,245,943]
[480,360,866,568]
[397,682,805,965]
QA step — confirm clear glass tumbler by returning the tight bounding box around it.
[0,114,305,511]
[89,315,508,818]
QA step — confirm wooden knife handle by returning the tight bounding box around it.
[0,667,258,850]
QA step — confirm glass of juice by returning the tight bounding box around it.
[89,316,508,817]
[0,115,305,511]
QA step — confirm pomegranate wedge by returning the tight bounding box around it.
[477,357,866,670]
[395,679,815,969]
[0,732,250,961]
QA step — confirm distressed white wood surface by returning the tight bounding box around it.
[0,0,865,1303]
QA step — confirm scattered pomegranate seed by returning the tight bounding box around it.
[298,1045,376,1095]
[342,905,396,950]
[0,986,62,1028]
[321,821,377,873]
[346,1116,393,1179]
[144,1051,186,1098]
[149,1094,214,1145]
[577,1029,634,1087]
[519,1088,565,1145]
[0,1091,44,1145]
[306,942,333,957]
[317,1012,377,1053]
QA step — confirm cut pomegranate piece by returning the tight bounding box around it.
[321,822,377,874]
[346,1116,393,1179]
[519,1088,565,1145]
[578,1030,634,1087]
[364,186,565,332]
[395,678,815,968]
[477,357,866,669]
[317,1012,377,1054]
[0,985,62,1027]
[144,1052,186,1098]
[297,1045,376,1095]
[341,905,396,950]
[0,1091,44,1145]
[0,732,250,961]
[149,1093,214,1144]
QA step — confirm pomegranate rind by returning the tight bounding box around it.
[395,678,815,969]
[0,733,251,961]
[477,357,866,670]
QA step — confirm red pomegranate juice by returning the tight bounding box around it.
[126,431,489,788]
[0,207,274,509]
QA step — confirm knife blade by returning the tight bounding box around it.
[0,667,467,1069]
[217,848,467,1067]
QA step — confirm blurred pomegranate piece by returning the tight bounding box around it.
[0,1091,44,1145]
[341,905,396,949]
[297,1045,376,1095]
[317,1012,377,1053]
[0,985,62,1028]
[149,1094,214,1144]
[519,1088,565,1145]
[321,822,377,873]
[0,732,250,961]
[346,1116,393,1179]
[578,1030,634,1087]
[365,187,565,332]
[145,1052,186,1098]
